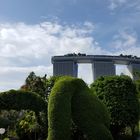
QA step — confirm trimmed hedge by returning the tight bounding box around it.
[0,90,47,112]
[48,77,113,140]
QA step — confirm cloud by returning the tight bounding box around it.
[0,21,139,91]
[0,66,52,91]
[107,29,140,77]
[111,29,137,49]
[110,29,140,56]
[0,21,109,91]
[108,0,128,10]
[0,21,103,65]
[108,0,140,11]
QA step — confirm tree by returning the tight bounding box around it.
[90,75,139,138]
[136,80,140,92]
[21,72,48,100]
[20,72,49,139]
[46,76,61,94]
[133,73,140,136]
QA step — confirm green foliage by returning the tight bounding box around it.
[0,110,22,139]
[16,111,39,140]
[48,76,113,140]
[20,72,49,139]
[0,117,12,128]
[46,76,61,94]
[0,90,48,139]
[135,79,140,101]
[0,76,113,140]
[21,72,48,99]
[135,78,140,136]
[3,138,10,140]
[90,75,139,136]
[21,72,61,99]
[0,90,47,112]
[0,110,19,128]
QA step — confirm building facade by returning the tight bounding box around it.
[52,54,140,80]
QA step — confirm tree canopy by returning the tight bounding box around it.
[90,75,139,136]
[21,72,48,99]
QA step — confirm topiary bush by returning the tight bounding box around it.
[48,76,113,140]
[0,90,47,112]
[90,75,139,138]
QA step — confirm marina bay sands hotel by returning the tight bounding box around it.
[52,54,140,80]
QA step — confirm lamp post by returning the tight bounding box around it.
[0,128,5,140]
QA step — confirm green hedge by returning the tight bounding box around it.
[0,90,47,112]
[48,76,113,140]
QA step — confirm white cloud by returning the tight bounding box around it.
[1,21,139,91]
[107,29,140,78]
[0,21,108,91]
[111,30,137,49]
[0,66,52,91]
[0,21,101,61]
[110,29,140,56]
[108,0,140,10]
[108,0,128,10]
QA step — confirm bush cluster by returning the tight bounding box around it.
[0,90,47,112]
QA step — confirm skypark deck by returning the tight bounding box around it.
[52,55,140,65]
[52,54,140,80]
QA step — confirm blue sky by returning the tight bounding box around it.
[0,0,140,91]
[0,0,109,23]
[1,0,139,46]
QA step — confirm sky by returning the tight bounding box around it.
[0,0,140,91]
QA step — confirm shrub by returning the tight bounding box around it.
[0,90,47,112]
[0,90,48,139]
[90,75,139,138]
[48,76,113,140]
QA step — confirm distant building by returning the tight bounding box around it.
[52,54,140,80]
